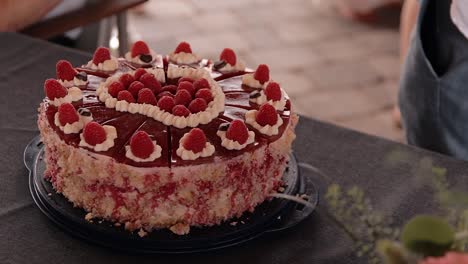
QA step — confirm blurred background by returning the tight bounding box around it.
[16,0,404,141]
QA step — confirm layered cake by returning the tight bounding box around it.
[37,41,298,235]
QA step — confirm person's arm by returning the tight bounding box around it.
[400,0,420,62]
[0,0,62,31]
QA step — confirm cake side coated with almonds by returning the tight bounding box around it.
[37,41,298,235]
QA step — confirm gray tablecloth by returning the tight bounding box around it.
[1,32,468,264]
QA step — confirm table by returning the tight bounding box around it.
[1,32,468,263]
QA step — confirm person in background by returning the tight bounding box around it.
[0,0,86,46]
[0,0,62,31]
[399,0,468,159]
[392,0,420,128]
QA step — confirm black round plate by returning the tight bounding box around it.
[24,135,319,254]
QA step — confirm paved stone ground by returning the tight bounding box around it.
[128,0,404,142]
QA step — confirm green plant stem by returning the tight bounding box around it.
[455,230,468,241]
[323,208,359,243]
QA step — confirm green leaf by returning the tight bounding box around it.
[401,215,454,256]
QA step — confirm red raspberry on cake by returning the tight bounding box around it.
[265,81,282,101]
[253,64,270,84]
[256,103,278,126]
[157,96,176,113]
[178,81,195,96]
[140,73,161,94]
[44,79,67,100]
[157,91,175,100]
[170,42,200,65]
[219,48,237,66]
[226,120,249,144]
[117,90,135,103]
[188,98,207,113]
[57,103,79,126]
[56,60,77,81]
[174,41,192,54]
[119,73,135,88]
[128,81,145,98]
[161,85,177,94]
[130,41,150,57]
[183,128,206,153]
[83,121,107,146]
[178,77,194,84]
[174,89,192,106]
[195,89,213,103]
[137,88,158,105]
[130,131,154,159]
[134,68,147,80]
[92,47,111,65]
[172,105,190,117]
[108,81,124,98]
[193,78,210,90]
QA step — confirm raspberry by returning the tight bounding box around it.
[130,131,154,159]
[128,81,145,98]
[174,89,192,106]
[193,78,210,90]
[182,128,206,153]
[44,79,67,100]
[178,77,194,84]
[118,73,135,88]
[83,121,107,146]
[188,98,207,113]
[172,105,190,117]
[137,88,158,105]
[57,103,79,126]
[161,85,177,94]
[177,81,195,96]
[130,40,150,57]
[56,60,77,81]
[139,73,161,94]
[157,91,175,100]
[117,90,135,103]
[157,96,176,113]
[133,68,147,80]
[108,81,124,98]
[265,81,282,101]
[92,47,111,65]
[226,120,249,144]
[219,48,237,65]
[253,64,270,84]
[195,88,213,103]
[256,103,278,126]
[174,41,192,54]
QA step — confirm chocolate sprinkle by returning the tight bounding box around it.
[78,108,92,117]
[75,71,88,81]
[213,60,227,71]
[249,91,261,99]
[139,54,153,63]
[219,123,230,131]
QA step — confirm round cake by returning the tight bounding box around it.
[37,41,298,235]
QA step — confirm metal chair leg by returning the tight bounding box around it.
[116,11,129,56]
[97,17,112,47]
